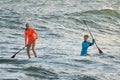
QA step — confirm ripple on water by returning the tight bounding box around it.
[62,75,97,80]
[24,66,59,79]
[0,58,35,64]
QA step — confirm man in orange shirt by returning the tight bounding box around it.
[24,23,38,58]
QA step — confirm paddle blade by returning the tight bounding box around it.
[11,54,16,58]
[98,48,103,54]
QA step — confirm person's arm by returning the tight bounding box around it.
[89,39,95,46]
[33,29,39,39]
[24,31,27,46]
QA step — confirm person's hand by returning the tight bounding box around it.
[25,44,28,47]
[93,39,95,42]
[36,37,38,39]
[25,44,29,47]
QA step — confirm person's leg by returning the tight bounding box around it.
[27,43,31,58]
[32,40,37,57]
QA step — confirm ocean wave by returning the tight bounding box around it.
[66,9,120,18]
[0,58,35,64]
[24,66,58,79]
[63,75,97,80]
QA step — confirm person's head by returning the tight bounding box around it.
[25,23,30,29]
[84,35,89,41]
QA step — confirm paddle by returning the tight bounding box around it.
[11,39,36,58]
[83,20,103,54]
[11,46,25,58]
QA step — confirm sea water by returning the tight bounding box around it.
[0,0,120,80]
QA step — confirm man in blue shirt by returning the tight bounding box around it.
[81,35,95,56]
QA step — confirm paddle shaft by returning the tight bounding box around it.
[87,27,101,50]
[83,20,103,54]
[15,47,25,55]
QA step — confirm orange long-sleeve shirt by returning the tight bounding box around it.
[24,28,38,45]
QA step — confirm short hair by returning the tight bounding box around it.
[26,23,29,26]
[84,35,89,38]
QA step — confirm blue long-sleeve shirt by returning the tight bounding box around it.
[81,40,94,56]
